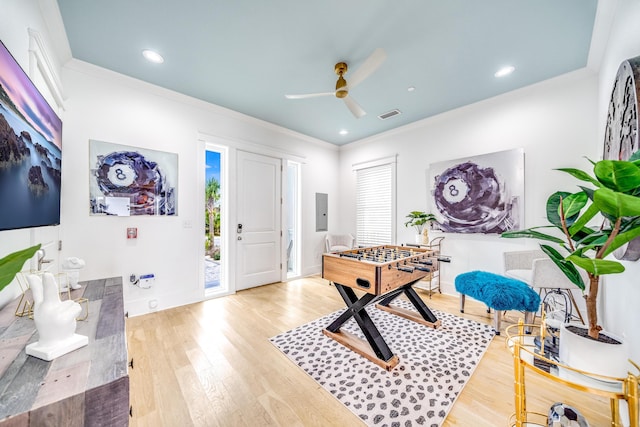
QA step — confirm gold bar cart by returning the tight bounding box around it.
[505,320,639,427]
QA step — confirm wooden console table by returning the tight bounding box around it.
[0,276,129,426]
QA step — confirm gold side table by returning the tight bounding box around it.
[505,320,638,427]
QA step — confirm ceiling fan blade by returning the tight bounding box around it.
[343,95,366,118]
[285,91,334,99]
[347,48,387,89]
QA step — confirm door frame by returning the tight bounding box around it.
[203,142,229,298]
[285,160,302,279]
[198,132,306,296]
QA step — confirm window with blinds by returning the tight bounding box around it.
[355,160,396,246]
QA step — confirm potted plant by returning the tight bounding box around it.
[502,154,640,377]
[405,211,437,244]
[0,244,41,293]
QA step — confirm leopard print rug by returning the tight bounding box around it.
[270,299,495,427]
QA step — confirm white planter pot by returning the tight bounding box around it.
[559,323,629,379]
[414,234,422,244]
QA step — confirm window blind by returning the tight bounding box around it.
[356,162,394,246]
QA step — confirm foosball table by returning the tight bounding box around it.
[322,245,443,371]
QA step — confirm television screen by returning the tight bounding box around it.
[0,40,62,231]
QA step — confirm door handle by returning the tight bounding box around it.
[238,236,243,241]
[237,223,243,233]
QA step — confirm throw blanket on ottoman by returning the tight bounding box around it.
[455,270,540,334]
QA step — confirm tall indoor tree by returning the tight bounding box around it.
[502,153,640,340]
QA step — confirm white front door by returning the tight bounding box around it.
[236,151,282,290]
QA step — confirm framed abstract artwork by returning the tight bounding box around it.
[602,55,640,261]
[428,148,524,234]
[89,140,178,216]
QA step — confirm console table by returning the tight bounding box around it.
[0,276,129,426]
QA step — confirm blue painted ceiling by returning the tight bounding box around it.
[56,0,598,145]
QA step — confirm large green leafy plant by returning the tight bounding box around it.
[404,211,437,234]
[502,153,640,340]
[0,244,41,292]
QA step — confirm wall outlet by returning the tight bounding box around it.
[138,274,155,288]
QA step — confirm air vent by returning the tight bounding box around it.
[378,109,401,120]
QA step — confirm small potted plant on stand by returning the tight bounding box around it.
[502,154,640,379]
[405,211,437,245]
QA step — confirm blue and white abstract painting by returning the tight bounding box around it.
[89,140,178,216]
[428,148,524,234]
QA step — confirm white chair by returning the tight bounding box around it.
[325,233,355,252]
[503,250,587,324]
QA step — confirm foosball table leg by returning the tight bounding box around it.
[376,283,441,328]
[324,283,397,368]
[403,286,438,324]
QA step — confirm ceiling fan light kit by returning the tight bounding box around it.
[334,62,349,98]
[285,49,387,118]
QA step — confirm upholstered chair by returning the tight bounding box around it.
[503,250,587,324]
[325,233,355,252]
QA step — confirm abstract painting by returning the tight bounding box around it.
[89,140,177,216]
[602,55,640,261]
[428,148,523,234]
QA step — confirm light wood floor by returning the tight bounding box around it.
[126,276,611,426]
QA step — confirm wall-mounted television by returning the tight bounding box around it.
[0,40,62,231]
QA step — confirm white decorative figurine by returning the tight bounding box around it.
[25,273,88,361]
[61,256,86,291]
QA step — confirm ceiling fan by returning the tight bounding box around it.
[285,48,387,118]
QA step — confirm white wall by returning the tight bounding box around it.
[338,0,640,362]
[594,0,640,361]
[60,62,339,316]
[339,70,599,282]
[3,1,639,361]
[1,0,340,316]
[0,0,65,308]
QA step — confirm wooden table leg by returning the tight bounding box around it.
[323,283,398,370]
[323,280,441,370]
[376,282,441,328]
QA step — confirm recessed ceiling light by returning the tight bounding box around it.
[339,129,348,135]
[494,65,515,78]
[407,86,416,92]
[142,49,164,64]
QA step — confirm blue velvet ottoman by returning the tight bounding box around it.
[454,270,540,334]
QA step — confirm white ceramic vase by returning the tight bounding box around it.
[559,322,629,379]
[558,323,632,425]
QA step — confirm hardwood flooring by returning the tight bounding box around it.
[126,276,611,426]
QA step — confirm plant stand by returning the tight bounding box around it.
[506,320,639,427]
